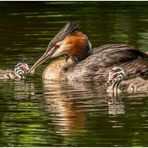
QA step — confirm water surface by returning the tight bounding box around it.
[0,2,148,146]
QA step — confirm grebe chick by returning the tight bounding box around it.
[107,67,148,94]
[107,67,124,94]
[0,63,29,80]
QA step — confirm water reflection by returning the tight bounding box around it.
[14,80,35,100]
[42,81,90,136]
[107,94,125,115]
[42,80,126,136]
[41,80,148,146]
[0,76,147,146]
[0,80,50,146]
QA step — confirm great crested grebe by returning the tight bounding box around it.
[107,67,124,94]
[28,22,148,87]
[0,63,29,80]
[107,67,148,93]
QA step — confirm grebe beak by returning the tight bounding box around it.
[28,22,79,75]
[28,46,58,74]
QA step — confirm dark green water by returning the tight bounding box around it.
[0,2,148,146]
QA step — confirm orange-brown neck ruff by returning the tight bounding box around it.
[64,32,91,62]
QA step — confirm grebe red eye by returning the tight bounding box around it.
[55,44,60,49]
[54,44,60,49]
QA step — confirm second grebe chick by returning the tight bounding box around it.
[107,67,148,94]
[0,63,29,80]
[14,63,29,79]
[107,67,124,94]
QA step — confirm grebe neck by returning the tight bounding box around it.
[42,56,75,81]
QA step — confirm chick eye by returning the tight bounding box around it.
[55,44,60,49]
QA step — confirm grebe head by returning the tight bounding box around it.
[14,63,29,77]
[107,67,125,93]
[28,22,92,75]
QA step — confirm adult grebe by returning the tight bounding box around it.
[0,63,29,80]
[28,22,148,84]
